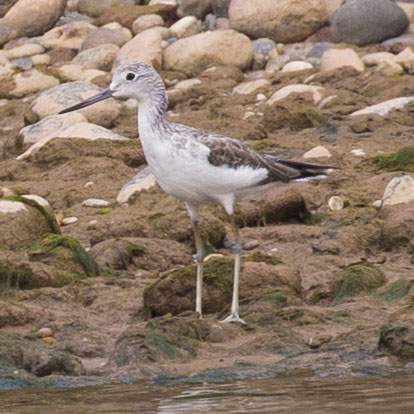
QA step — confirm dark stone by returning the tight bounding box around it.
[211,0,231,18]
[177,0,211,19]
[331,0,409,46]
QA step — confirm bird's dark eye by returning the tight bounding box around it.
[126,72,136,81]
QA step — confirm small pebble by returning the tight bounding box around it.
[372,200,382,208]
[85,181,94,188]
[351,149,366,157]
[243,240,260,250]
[88,219,98,229]
[328,196,344,211]
[36,327,53,338]
[61,217,78,226]
[256,93,266,101]
[82,198,110,208]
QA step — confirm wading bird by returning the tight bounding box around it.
[60,62,332,324]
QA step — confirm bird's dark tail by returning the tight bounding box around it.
[262,153,336,182]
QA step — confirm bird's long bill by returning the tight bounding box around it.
[58,88,113,114]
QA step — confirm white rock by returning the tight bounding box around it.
[383,175,414,206]
[395,46,414,74]
[303,145,332,159]
[87,219,98,229]
[328,196,344,211]
[351,149,366,157]
[281,61,313,72]
[85,181,94,187]
[169,16,202,39]
[31,54,51,66]
[320,48,364,72]
[350,97,414,117]
[11,69,59,98]
[267,84,325,106]
[21,194,50,207]
[117,167,157,204]
[0,200,27,214]
[35,327,54,338]
[362,52,396,66]
[20,113,87,144]
[149,0,176,4]
[377,59,404,76]
[233,79,270,95]
[61,217,78,225]
[17,123,128,160]
[372,199,382,208]
[256,93,266,101]
[173,78,202,90]
[4,44,45,60]
[82,198,110,208]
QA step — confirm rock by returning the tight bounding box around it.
[10,69,59,98]
[31,54,51,66]
[232,79,270,95]
[117,167,157,204]
[17,123,128,160]
[251,38,276,56]
[303,145,332,159]
[131,14,164,35]
[351,97,414,117]
[172,78,202,90]
[229,0,328,43]
[0,0,18,18]
[81,27,131,50]
[0,196,60,250]
[0,0,67,45]
[331,0,409,46]
[30,81,120,128]
[35,327,53,338]
[0,52,14,80]
[78,0,135,17]
[394,46,414,74]
[328,195,344,211]
[330,262,386,303]
[163,29,253,76]
[113,27,163,70]
[61,217,78,225]
[379,317,414,361]
[381,33,414,54]
[350,149,366,157]
[320,48,364,72]
[82,198,110,208]
[281,61,313,73]
[211,0,230,18]
[72,43,119,71]
[3,43,44,60]
[169,16,202,39]
[177,0,211,19]
[362,52,396,67]
[382,175,414,206]
[39,21,96,50]
[267,84,325,106]
[19,113,87,144]
[143,255,301,317]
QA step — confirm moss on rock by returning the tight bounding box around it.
[372,146,414,171]
[28,233,99,278]
[377,279,414,303]
[331,262,386,303]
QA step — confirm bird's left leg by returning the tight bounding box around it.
[186,202,204,319]
[221,215,246,324]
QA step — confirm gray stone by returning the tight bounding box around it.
[31,82,119,128]
[78,0,135,17]
[251,38,276,57]
[177,0,211,19]
[331,0,409,46]
[81,27,131,50]
[211,0,231,17]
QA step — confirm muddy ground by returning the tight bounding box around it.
[2,46,414,387]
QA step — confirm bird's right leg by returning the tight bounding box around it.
[186,203,204,319]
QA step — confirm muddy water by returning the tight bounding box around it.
[1,375,413,414]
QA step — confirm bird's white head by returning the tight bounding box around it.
[59,62,168,114]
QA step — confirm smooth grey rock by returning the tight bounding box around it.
[331,0,409,46]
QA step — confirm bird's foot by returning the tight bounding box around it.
[220,313,246,324]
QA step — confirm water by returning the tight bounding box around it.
[1,375,413,414]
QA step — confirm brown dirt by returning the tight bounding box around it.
[2,44,414,385]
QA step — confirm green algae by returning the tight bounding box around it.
[372,146,414,172]
[378,279,414,303]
